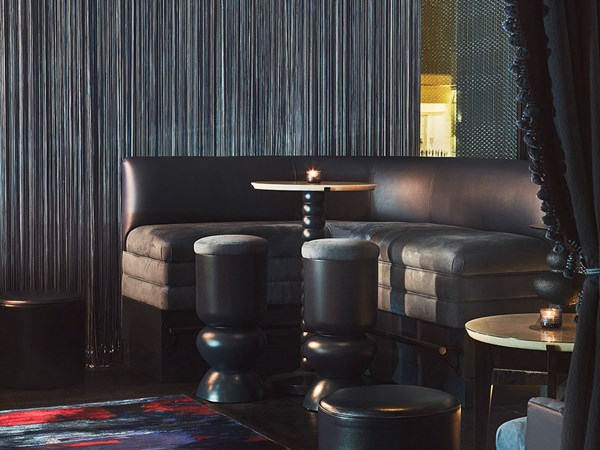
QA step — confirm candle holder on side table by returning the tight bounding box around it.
[539,307,563,329]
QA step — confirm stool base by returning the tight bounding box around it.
[196,369,264,403]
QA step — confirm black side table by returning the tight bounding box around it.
[0,290,86,389]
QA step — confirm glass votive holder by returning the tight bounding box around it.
[306,169,321,183]
[539,307,562,329]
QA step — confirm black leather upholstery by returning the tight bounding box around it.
[194,235,268,402]
[371,158,544,237]
[318,385,461,450]
[195,254,267,326]
[301,239,379,411]
[121,156,376,243]
[303,259,378,335]
[195,235,268,328]
[122,156,543,243]
[0,291,86,389]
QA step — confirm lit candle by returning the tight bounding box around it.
[539,307,562,329]
[306,168,321,183]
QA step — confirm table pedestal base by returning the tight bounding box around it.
[268,191,325,395]
[302,191,325,240]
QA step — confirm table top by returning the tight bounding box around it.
[251,181,376,192]
[465,313,577,352]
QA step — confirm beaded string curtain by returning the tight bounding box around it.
[0,0,420,365]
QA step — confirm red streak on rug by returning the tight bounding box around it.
[46,440,121,448]
[194,435,213,441]
[0,395,288,449]
[141,397,215,415]
[246,435,270,442]
[0,407,115,427]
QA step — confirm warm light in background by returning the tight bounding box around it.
[420,74,456,158]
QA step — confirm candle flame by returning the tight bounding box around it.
[306,168,321,182]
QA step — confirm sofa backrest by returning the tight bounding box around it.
[122,156,543,243]
[122,157,299,243]
[370,157,544,238]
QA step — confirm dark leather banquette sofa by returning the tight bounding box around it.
[121,156,549,402]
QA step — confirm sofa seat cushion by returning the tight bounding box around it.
[326,221,549,328]
[122,221,305,310]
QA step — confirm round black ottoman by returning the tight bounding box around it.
[302,238,379,411]
[0,290,86,389]
[194,234,268,403]
[318,385,461,450]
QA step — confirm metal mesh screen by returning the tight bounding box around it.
[421,0,518,159]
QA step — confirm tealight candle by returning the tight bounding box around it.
[306,168,321,183]
[539,307,562,329]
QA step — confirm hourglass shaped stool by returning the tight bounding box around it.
[194,235,268,403]
[301,238,379,411]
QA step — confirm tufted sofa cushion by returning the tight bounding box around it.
[122,218,548,328]
[122,221,305,310]
[326,221,549,328]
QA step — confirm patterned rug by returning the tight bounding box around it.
[0,395,287,449]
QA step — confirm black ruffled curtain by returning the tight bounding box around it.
[507,1,599,449]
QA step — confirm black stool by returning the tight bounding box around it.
[0,290,85,389]
[302,238,379,411]
[194,234,268,403]
[319,385,461,450]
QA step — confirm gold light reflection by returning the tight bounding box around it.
[539,330,561,343]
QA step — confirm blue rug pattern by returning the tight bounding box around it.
[0,395,287,449]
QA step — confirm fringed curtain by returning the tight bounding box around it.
[0,0,420,365]
[506,1,600,448]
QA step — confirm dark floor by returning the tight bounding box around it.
[0,366,535,450]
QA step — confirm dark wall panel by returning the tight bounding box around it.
[0,0,419,364]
